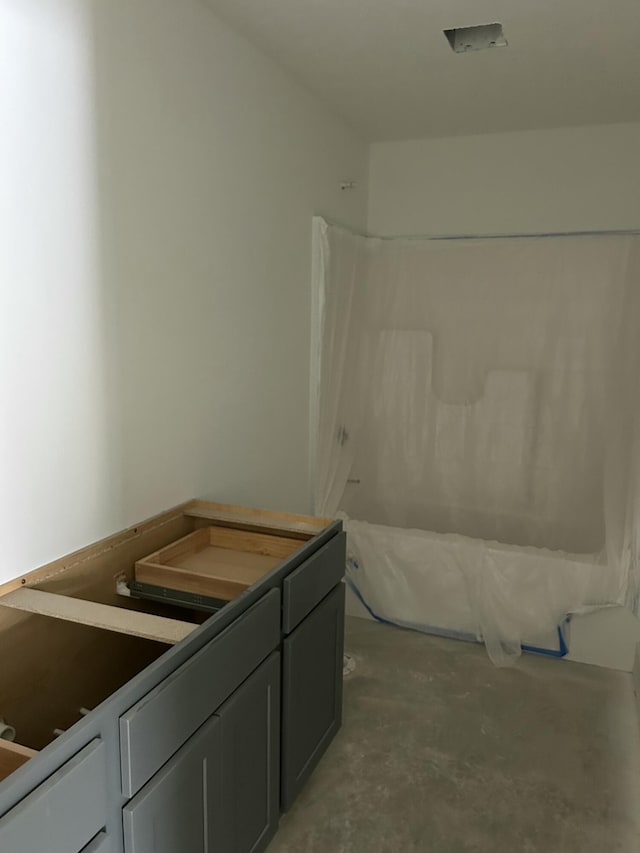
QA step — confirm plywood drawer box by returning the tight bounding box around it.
[133,506,346,635]
[134,526,301,603]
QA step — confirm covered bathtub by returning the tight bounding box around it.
[341,514,614,665]
[311,218,640,665]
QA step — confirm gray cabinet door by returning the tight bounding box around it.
[281,583,345,811]
[123,715,223,853]
[216,652,280,853]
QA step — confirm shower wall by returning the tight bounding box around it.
[338,234,632,557]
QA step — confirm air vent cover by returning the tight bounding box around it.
[444,23,507,53]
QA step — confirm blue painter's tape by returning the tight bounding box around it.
[347,576,570,658]
[346,577,479,644]
[521,619,570,658]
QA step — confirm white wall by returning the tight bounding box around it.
[0,0,367,584]
[368,123,640,236]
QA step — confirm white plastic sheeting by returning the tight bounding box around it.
[342,514,607,665]
[312,217,640,664]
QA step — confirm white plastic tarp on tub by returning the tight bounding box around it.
[312,218,640,665]
[341,514,613,665]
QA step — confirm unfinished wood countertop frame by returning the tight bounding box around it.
[0,499,332,648]
[0,501,330,597]
[0,499,331,644]
[0,589,196,646]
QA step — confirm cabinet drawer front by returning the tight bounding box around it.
[282,533,345,633]
[123,715,222,853]
[0,739,107,853]
[121,588,280,797]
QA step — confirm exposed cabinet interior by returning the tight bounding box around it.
[0,741,37,784]
[0,610,170,752]
[0,506,206,759]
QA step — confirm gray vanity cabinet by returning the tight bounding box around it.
[281,582,345,811]
[0,501,345,853]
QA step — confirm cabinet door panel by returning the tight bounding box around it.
[281,583,345,811]
[123,715,222,853]
[216,652,280,853]
[0,739,107,853]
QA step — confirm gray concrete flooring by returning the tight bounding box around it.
[269,616,640,853]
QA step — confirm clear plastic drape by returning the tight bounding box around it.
[313,217,640,664]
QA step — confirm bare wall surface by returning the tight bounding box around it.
[368,123,640,237]
[0,0,367,584]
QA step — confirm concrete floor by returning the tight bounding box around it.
[269,617,640,853]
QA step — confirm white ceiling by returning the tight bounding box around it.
[205,0,640,141]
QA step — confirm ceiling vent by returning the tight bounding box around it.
[444,23,507,53]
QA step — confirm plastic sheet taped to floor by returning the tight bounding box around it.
[341,514,616,666]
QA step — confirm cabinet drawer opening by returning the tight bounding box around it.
[134,525,305,602]
[0,611,170,753]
